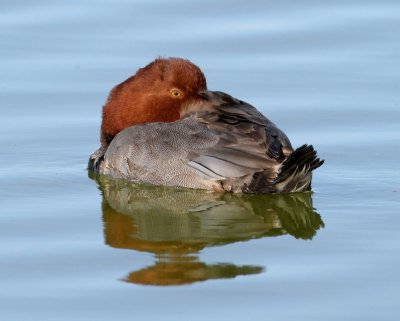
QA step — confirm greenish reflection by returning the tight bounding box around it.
[90,173,324,286]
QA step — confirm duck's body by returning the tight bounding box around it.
[89,58,323,193]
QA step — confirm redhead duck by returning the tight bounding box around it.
[89,57,324,193]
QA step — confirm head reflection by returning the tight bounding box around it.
[92,174,324,286]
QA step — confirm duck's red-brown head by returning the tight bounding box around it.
[101,57,207,147]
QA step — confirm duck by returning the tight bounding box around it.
[88,57,324,193]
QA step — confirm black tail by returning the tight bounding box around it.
[272,144,324,193]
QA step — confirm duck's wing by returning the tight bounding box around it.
[186,91,294,183]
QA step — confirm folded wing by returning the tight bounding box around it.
[186,93,294,183]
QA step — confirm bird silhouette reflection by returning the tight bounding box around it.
[90,173,324,286]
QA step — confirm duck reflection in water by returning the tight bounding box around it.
[91,173,324,286]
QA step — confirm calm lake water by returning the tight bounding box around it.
[1,0,399,320]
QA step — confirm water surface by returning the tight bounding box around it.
[1,1,399,320]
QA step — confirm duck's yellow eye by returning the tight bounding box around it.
[170,89,182,98]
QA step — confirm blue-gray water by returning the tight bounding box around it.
[1,1,399,320]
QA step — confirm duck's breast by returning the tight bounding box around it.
[99,118,224,190]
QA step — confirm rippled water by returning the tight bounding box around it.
[1,1,399,320]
